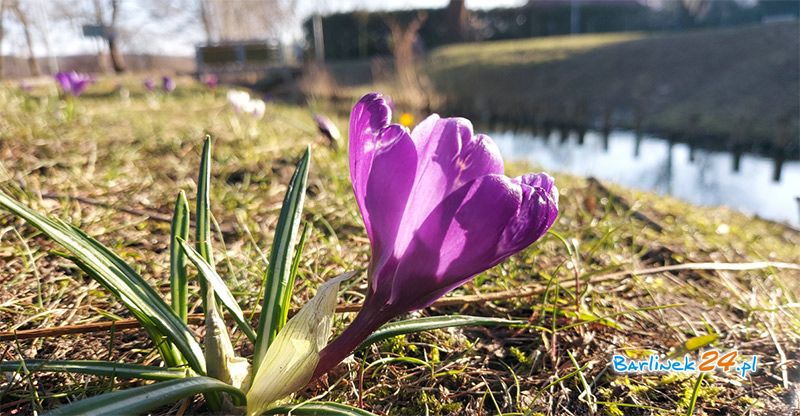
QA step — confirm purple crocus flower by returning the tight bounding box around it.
[203,73,218,89]
[312,93,559,379]
[143,78,155,92]
[54,71,92,97]
[162,76,176,93]
[313,114,341,148]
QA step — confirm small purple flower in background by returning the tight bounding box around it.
[143,78,155,92]
[203,73,218,89]
[162,76,175,93]
[54,71,93,97]
[19,80,32,93]
[312,93,559,379]
[313,114,341,148]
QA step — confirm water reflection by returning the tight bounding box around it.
[491,129,800,227]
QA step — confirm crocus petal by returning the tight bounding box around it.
[498,173,559,258]
[348,93,393,242]
[394,116,505,253]
[387,174,523,310]
[363,125,417,270]
[55,72,70,90]
[73,80,89,96]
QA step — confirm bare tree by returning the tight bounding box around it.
[48,0,127,73]
[199,0,214,43]
[385,12,427,89]
[6,0,40,76]
[444,0,469,43]
[92,0,126,73]
[150,0,296,46]
[201,0,297,42]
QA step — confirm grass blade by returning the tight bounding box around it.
[358,315,527,350]
[685,373,705,416]
[42,377,245,416]
[179,239,257,342]
[0,192,206,375]
[263,401,378,415]
[170,191,190,322]
[253,146,311,372]
[0,360,187,381]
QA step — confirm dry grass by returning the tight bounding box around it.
[0,77,798,415]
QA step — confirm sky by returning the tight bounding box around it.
[1,0,527,58]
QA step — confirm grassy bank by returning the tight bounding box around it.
[0,78,798,415]
[427,22,799,156]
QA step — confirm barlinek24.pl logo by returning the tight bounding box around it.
[612,349,757,378]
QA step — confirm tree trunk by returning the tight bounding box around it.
[107,0,126,73]
[200,0,214,43]
[10,3,40,76]
[444,0,468,43]
[107,36,126,73]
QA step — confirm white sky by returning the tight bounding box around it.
[2,0,526,58]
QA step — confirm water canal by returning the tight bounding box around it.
[491,129,800,227]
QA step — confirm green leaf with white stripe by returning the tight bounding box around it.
[195,135,214,301]
[358,315,528,350]
[0,360,188,381]
[191,136,235,412]
[0,191,206,375]
[170,190,190,322]
[42,377,245,416]
[179,239,257,342]
[63,254,181,368]
[253,147,310,373]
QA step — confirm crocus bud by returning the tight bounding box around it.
[162,76,176,93]
[204,73,219,89]
[312,93,559,379]
[313,114,341,148]
[143,78,155,92]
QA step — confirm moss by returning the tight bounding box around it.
[416,390,463,415]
